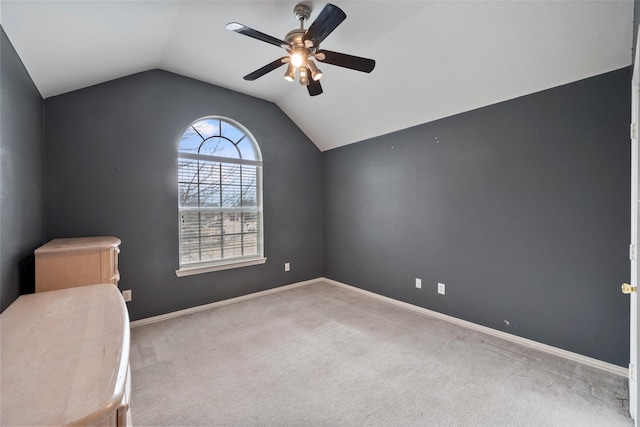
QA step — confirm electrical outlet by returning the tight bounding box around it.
[285,262,290,272]
[438,282,445,295]
[122,289,132,302]
[415,278,422,289]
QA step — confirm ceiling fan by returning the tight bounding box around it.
[226,3,376,96]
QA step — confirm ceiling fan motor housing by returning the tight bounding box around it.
[285,28,307,49]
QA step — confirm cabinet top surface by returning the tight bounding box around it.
[0,284,130,426]
[35,236,121,253]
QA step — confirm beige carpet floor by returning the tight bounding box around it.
[130,281,631,426]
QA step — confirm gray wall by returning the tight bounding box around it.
[635,1,639,61]
[44,70,323,321]
[323,68,631,367]
[0,28,45,312]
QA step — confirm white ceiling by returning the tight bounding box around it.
[0,1,634,151]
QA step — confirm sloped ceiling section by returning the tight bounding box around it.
[0,1,633,151]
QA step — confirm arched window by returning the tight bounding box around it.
[176,117,265,276]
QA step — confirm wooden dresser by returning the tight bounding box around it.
[0,284,131,426]
[35,236,121,292]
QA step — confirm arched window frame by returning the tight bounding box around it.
[175,116,265,276]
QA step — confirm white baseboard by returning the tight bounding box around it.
[130,278,324,328]
[323,278,628,378]
[130,276,627,378]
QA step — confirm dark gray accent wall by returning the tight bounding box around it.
[323,68,631,367]
[0,27,45,312]
[44,70,322,321]
[634,1,639,60]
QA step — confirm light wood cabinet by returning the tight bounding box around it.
[35,236,121,293]
[0,284,131,426]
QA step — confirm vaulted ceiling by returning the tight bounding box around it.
[0,1,634,151]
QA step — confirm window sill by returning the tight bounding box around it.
[175,257,267,277]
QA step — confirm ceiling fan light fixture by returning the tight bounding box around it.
[284,62,296,82]
[299,67,309,85]
[308,60,323,81]
[290,51,305,68]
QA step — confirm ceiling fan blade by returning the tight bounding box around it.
[302,3,346,46]
[316,50,376,73]
[307,79,323,96]
[243,57,288,81]
[226,22,291,49]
